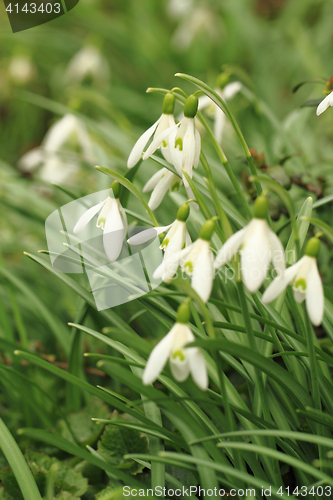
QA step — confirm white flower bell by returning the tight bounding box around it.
[127,93,178,168]
[142,167,181,211]
[142,301,208,390]
[73,181,127,262]
[128,203,191,283]
[316,90,333,116]
[179,218,216,303]
[214,196,285,293]
[169,94,201,188]
[262,237,324,326]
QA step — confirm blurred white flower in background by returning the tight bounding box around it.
[18,114,95,184]
[171,7,219,51]
[8,55,36,85]
[65,45,110,86]
[167,0,194,18]
[199,81,242,144]
[142,168,181,211]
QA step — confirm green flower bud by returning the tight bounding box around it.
[176,203,190,222]
[162,93,175,115]
[305,237,321,258]
[184,95,199,119]
[253,195,269,219]
[199,219,215,241]
[110,181,121,199]
[176,302,191,324]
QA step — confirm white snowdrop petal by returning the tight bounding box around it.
[143,123,179,160]
[142,328,176,385]
[148,171,176,211]
[169,356,190,382]
[127,118,160,169]
[73,199,106,233]
[152,261,165,280]
[222,81,242,100]
[143,168,166,193]
[127,224,173,246]
[306,259,324,326]
[43,114,77,153]
[187,348,208,390]
[214,228,246,269]
[268,229,286,277]
[191,243,214,303]
[262,264,300,303]
[316,91,333,116]
[103,201,125,262]
[293,286,306,303]
[241,220,271,293]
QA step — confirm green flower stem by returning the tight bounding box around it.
[197,114,252,220]
[236,281,277,483]
[0,418,42,500]
[304,304,322,408]
[175,72,262,196]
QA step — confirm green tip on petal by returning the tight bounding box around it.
[199,219,215,241]
[253,195,269,219]
[177,203,190,222]
[305,237,320,258]
[162,92,176,115]
[110,181,121,199]
[176,302,191,324]
[184,95,199,118]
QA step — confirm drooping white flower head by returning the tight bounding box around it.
[8,55,35,85]
[214,196,285,293]
[128,203,192,283]
[73,181,127,262]
[142,301,208,390]
[127,93,178,169]
[142,167,181,211]
[65,45,110,86]
[178,218,216,303]
[18,114,95,184]
[169,94,201,188]
[262,237,324,326]
[42,114,95,165]
[199,81,242,144]
[316,90,333,116]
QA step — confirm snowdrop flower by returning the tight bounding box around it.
[128,203,191,282]
[18,114,95,184]
[142,167,181,211]
[178,218,216,303]
[316,90,333,116]
[43,114,95,164]
[8,55,35,85]
[65,45,110,86]
[169,94,201,188]
[262,237,324,326]
[127,93,177,168]
[199,80,242,144]
[73,181,127,262]
[143,301,208,389]
[214,196,285,293]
